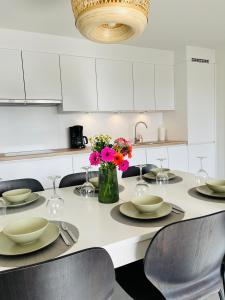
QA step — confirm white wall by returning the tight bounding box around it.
[0,106,163,153]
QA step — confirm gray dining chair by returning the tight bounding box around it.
[0,247,132,300]
[59,171,99,188]
[144,211,225,300]
[122,164,157,178]
[0,178,44,196]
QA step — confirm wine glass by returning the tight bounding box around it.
[46,175,64,219]
[195,156,208,186]
[156,158,169,185]
[80,166,95,198]
[135,164,149,198]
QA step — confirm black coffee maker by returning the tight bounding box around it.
[69,125,88,149]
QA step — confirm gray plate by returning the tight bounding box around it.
[3,193,40,208]
[143,172,177,181]
[196,185,225,199]
[119,201,172,220]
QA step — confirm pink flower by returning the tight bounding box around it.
[89,151,101,166]
[101,147,115,162]
[118,160,129,172]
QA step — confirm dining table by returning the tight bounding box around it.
[0,170,225,272]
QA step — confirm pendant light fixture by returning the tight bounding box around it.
[71,0,150,43]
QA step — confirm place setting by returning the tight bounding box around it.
[188,157,225,201]
[111,173,185,228]
[142,159,183,184]
[0,188,46,214]
[0,177,79,268]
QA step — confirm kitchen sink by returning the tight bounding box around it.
[132,141,164,146]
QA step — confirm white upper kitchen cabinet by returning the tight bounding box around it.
[155,65,175,110]
[96,59,133,111]
[22,51,62,100]
[0,49,25,99]
[146,147,169,168]
[0,156,73,189]
[188,143,216,177]
[167,145,188,172]
[60,55,98,111]
[133,62,155,111]
[187,62,215,144]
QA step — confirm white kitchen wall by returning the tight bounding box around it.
[0,106,163,153]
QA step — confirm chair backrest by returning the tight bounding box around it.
[144,211,225,300]
[122,164,157,178]
[0,178,44,196]
[59,171,99,188]
[0,247,115,300]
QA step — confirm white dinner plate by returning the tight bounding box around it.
[119,201,172,220]
[196,185,225,199]
[2,193,40,208]
[0,223,59,256]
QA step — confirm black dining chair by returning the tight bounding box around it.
[59,171,99,188]
[0,178,44,196]
[0,247,132,300]
[122,164,157,178]
[144,211,225,300]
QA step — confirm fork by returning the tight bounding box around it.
[61,222,78,243]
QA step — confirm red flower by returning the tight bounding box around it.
[113,152,124,166]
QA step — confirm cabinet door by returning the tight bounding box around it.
[188,143,216,177]
[22,51,62,100]
[60,56,98,111]
[167,145,188,172]
[146,147,169,168]
[187,62,215,143]
[73,153,98,173]
[133,62,155,111]
[129,148,146,166]
[96,59,133,111]
[155,65,174,110]
[0,156,73,189]
[0,49,25,99]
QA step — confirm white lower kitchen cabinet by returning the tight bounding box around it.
[146,147,169,168]
[129,148,147,166]
[73,153,98,173]
[0,156,73,189]
[188,143,216,177]
[168,145,188,172]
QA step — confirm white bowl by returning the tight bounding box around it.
[132,195,164,213]
[89,177,99,188]
[3,217,49,244]
[206,180,225,193]
[2,188,31,203]
[151,168,170,176]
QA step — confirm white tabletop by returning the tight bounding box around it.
[1,171,225,270]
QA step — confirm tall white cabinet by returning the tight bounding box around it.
[0,49,25,99]
[96,59,133,111]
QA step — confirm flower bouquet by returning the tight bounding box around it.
[89,135,132,203]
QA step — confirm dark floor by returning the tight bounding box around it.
[115,259,164,300]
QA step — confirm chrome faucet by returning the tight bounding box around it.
[134,121,148,144]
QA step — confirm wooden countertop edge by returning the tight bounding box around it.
[0,141,187,162]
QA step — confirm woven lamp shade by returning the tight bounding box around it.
[71,0,150,43]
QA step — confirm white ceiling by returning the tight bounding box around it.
[0,0,225,50]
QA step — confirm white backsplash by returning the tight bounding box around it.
[0,106,163,153]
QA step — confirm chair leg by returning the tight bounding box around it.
[219,289,225,300]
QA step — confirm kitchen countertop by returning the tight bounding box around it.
[0,141,187,162]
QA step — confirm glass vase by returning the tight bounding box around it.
[98,167,119,204]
